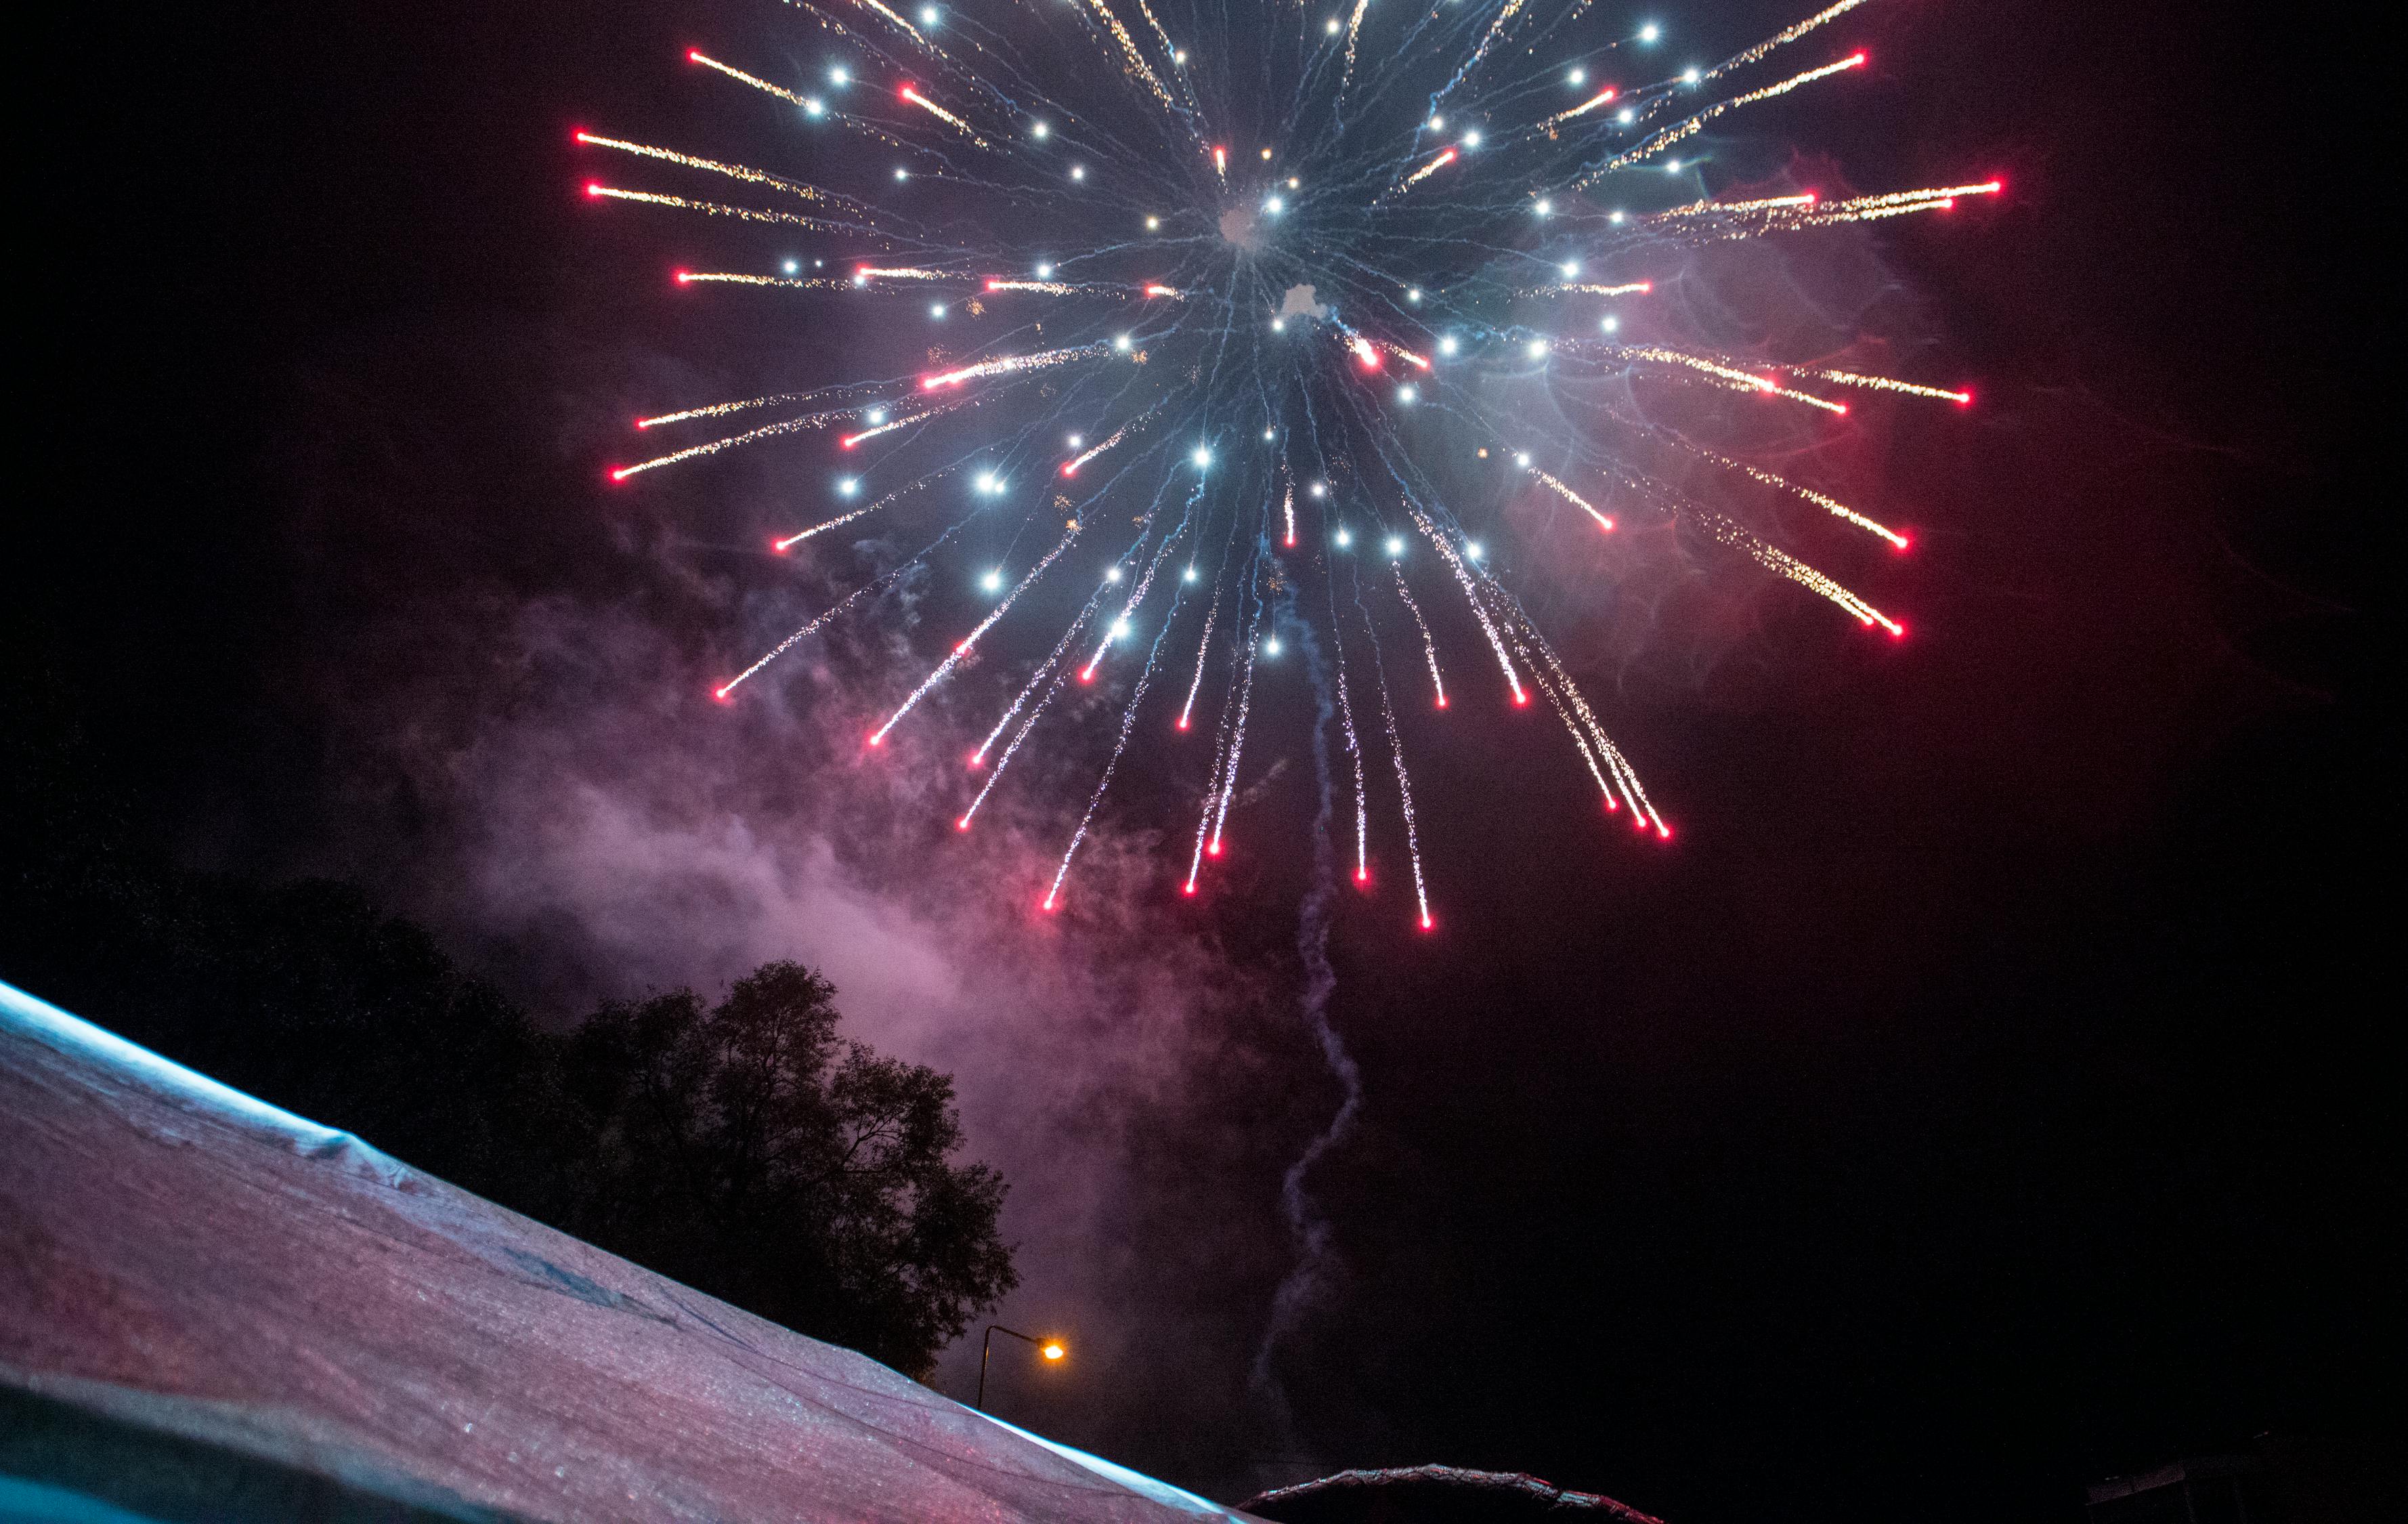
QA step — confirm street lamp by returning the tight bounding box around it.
[974,1324,1067,1411]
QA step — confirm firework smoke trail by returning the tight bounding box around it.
[1249,606,1367,1429]
[871,525,1081,746]
[1390,565,1448,710]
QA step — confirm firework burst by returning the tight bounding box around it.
[586,0,1993,925]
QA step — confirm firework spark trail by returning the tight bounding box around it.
[899,85,988,146]
[1281,472,1296,548]
[674,271,851,292]
[1700,514,1901,633]
[1574,53,1866,186]
[1075,0,1180,114]
[773,472,947,550]
[685,49,820,109]
[1207,580,1267,858]
[1044,585,1186,908]
[1528,467,1618,533]
[1062,403,1162,477]
[1338,0,1372,102]
[1176,578,1222,732]
[1689,446,1908,547]
[718,509,988,698]
[1795,367,1972,404]
[1527,280,1654,298]
[1397,146,1457,193]
[576,133,830,203]
[1536,86,1619,131]
[1703,0,1869,82]
[923,342,1113,390]
[1523,620,1669,835]
[1081,501,1194,681]
[1327,580,1371,883]
[583,184,850,231]
[1605,345,1848,414]
[871,525,1081,746]
[1362,612,1432,929]
[1188,560,1264,889]
[613,407,876,479]
[1404,508,1526,705]
[1653,193,1817,220]
[855,266,954,283]
[636,391,825,429]
[1390,565,1447,710]
[840,408,943,448]
[975,607,1097,766]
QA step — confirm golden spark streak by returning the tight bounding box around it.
[1528,468,1616,532]
[576,133,831,203]
[585,184,837,230]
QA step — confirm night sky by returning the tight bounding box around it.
[18,0,2393,1520]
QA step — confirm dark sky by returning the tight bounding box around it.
[20,0,2393,1520]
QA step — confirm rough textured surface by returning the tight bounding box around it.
[1240,1465,1664,1523]
[0,980,1260,1523]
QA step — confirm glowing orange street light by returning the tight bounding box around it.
[975,1324,1069,1412]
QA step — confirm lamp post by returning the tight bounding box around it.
[974,1324,1067,1412]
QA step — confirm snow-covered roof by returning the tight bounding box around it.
[0,979,1262,1522]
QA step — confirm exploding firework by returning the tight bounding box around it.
[586,0,1993,925]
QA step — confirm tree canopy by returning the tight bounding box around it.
[1,654,1015,1377]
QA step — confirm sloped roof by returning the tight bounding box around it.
[0,980,1262,1523]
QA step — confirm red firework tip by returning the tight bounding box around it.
[1512,691,1530,706]
[687,49,702,62]
[1604,797,1620,811]
[1833,402,1850,415]
[840,437,859,449]
[1079,669,1095,683]
[867,733,884,748]
[1285,534,1297,547]
[1893,534,1912,553]
[1847,50,1867,66]
[1656,822,1674,840]
[955,817,971,831]
[1436,696,1448,708]
[1354,868,1369,884]
[674,270,691,284]
[1207,842,1222,858]
[712,685,733,702]
[605,466,630,482]
[1061,463,1077,477]
[1418,914,1435,931]
[1182,882,1197,895]
[1954,389,1975,408]
[584,184,602,196]
[1601,518,1617,531]
[1041,895,1059,912]
[769,537,790,554]
[1176,717,1189,730]
[571,128,589,144]
[1889,622,1908,640]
